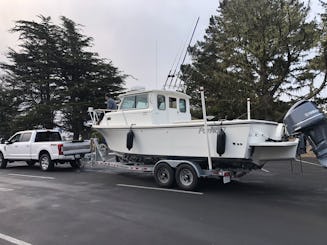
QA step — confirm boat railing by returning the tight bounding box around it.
[87,107,117,126]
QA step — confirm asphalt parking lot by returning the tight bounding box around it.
[0,158,326,245]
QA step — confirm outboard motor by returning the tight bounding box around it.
[284,100,327,167]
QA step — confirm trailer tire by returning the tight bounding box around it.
[39,152,54,171]
[0,152,7,169]
[154,162,175,188]
[175,164,199,191]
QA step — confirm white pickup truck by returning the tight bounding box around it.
[0,129,90,171]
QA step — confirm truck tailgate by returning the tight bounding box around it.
[62,140,91,156]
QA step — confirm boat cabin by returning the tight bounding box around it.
[100,89,192,126]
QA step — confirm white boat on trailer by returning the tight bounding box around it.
[88,88,327,190]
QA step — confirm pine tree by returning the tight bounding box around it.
[56,17,125,139]
[0,76,20,138]
[182,0,317,120]
[306,1,327,104]
[0,15,125,138]
[1,16,61,129]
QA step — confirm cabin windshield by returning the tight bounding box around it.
[120,94,149,110]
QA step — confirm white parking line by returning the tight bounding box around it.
[295,159,321,167]
[8,174,55,180]
[117,184,203,195]
[0,232,32,245]
[0,187,14,192]
[261,168,270,173]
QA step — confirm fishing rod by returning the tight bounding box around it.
[164,17,200,90]
[173,16,199,89]
[167,35,189,89]
[163,42,183,89]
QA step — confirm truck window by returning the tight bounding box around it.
[35,132,62,142]
[9,134,21,143]
[20,132,32,142]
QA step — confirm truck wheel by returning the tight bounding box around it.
[39,153,54,171]
[70,159,81,169]
[175,164,198,191]
[26,161,36,167]
[0,152,7,169]
[154,162,175,188]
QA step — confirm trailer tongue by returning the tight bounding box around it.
[284,100,327,167]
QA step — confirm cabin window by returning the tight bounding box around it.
[157,95,166,110]
[179,99,186,113]
[169,97,177,109]
[121,94,149,110]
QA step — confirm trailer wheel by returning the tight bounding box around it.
[175,164,198,191]
[39,152,54,171]
[154,162,175,188]
[0,152,7,169]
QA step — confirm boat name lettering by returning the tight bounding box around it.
[198,127,225,134]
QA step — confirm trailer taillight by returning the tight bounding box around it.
[58,144,63,155]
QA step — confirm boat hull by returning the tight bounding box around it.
[93,120,298,167]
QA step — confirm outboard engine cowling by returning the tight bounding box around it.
[284,100,327,167]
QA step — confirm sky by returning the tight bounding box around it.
[0,0,322,91]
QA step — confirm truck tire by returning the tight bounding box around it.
[70,159,81,169]
[39,152,54,171]
[0,152,7,169]
[175,164,199,191]
[154,162,175,188]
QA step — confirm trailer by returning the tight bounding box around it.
[88,139,235,191]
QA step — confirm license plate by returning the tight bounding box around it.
[75,154,81,159]
[223,175,231,184]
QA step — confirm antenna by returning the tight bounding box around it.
[156,40,158,89]
[173,17,199,89]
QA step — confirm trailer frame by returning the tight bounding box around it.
[87,139,234,190]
